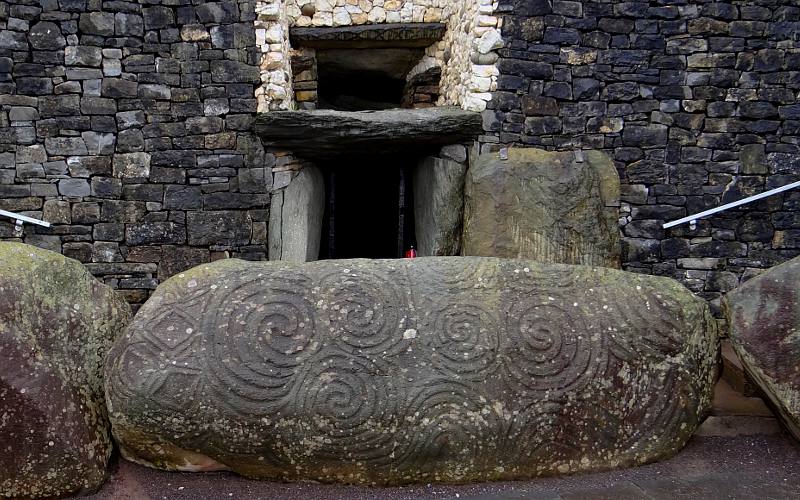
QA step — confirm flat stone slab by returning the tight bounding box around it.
[0,243,131,498]
[725,255,800,440]
[254,107,482,159]
[463,148,621,268]
[106,257,717,485]
[290,23,446,49]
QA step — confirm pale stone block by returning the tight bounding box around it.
[312,11,333,24]
[368,6,386,22]
[332,7,351,25]
[265,24,284,43]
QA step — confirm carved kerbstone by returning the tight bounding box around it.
[106,257,717,485]
[725,255,800,440]
[463,148,621,267]
[0,243,131,498]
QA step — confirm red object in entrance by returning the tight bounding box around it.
[405,246,417,258]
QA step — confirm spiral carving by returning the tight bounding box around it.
[288,350,403,464]
[427,302,500,377]
[503,299,605,397]
[204,272,318,415]
[393,380,500,474]
[318,267,406,355]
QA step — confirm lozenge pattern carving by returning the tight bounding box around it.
[106,257,717,485]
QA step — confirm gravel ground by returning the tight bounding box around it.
[83,434,800,500]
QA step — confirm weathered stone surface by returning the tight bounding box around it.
[255,107,482,160]
[725,255,800,440]
[463,148,621,268]
[268,166,324,262]
[186,211,252,246]
[413,156,466,256]
[29,22,65,50]
[0,243,130,498]
[106,257,716,485]
[289,23,447,49]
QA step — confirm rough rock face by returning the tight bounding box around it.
[463,148,621,268]
[413,156,467,256]
[725,255,800,440]
[107,257,716,485]
[0,243,131,498]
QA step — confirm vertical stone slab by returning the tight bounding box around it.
[268,166,325,262]
[463,148,621,268]
[413,156,467,256]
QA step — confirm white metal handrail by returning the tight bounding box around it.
[663,180,800,229]
[0,209,51,229]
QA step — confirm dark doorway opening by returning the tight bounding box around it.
[316,48,425,111]
[319,157,416,259]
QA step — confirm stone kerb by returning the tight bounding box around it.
[106,257,718,485]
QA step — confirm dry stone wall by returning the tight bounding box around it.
[255,0,502,111]
[0,0,270,306]
[489,0,800,314]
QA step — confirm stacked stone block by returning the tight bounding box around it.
[0,0,269,307]
[490,0,800,314]
[290,47,317,109]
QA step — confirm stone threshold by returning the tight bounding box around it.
[290,22,447,49]
[254,106,482,159]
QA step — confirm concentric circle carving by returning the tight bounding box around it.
[410,257,499,292]
[393,380,500,474]
[607,288,685,359]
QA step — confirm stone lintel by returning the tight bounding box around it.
[289,23,447,49]
[254,106,482,159]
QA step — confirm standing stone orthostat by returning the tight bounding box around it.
[725,255,800,440]
[463,148,621,267]
[413,156,467,256]
[0,243,130,498]
[107,257,716,485]
[269,165,325,262]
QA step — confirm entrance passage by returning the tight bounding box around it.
[319,158,416,259]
